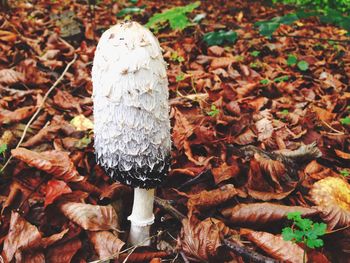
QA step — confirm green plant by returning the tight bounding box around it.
[260,79,270,85]
[251,50,261,57]
[282,212,327,262]
[340,116,350,125]
[0,143,7,158]
[274,75,289,83]
[287,54,298,65]
[117,6,145,17]
[176,73,185,82]
[146,2,200,32]
[208,104,220,117]
[203,30,238,46]
[272,0,350,14]
[340,169,349,177]
[297,60,309,71]
[280,109,289,115]
[170,51,185,63]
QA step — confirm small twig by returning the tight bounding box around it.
[224,239,278,263]
[321,120,345,135]
[0,54,77,173]
[180,251,190,263]
[154,197,186,221]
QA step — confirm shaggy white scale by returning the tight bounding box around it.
[92,21,171,246]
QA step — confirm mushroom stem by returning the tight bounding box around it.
[128,188,155,246]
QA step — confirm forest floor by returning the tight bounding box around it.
[0,0,349,262]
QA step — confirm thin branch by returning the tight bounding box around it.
[154,197,186,221]
[224,239,278,263]
[0,54,78,173]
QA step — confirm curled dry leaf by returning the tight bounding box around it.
[178,217,232,262]
[0,68,25,85]
[172,109,194,150]
[46,238,82,263]
[119,251,170,263]
[221,203,317,226]
[310,177,350,229]
[211,162,240,184]
[60,202,118,231]
[241,229,304,263]
[176,184,240,216]
[11,148,83,182]
[45,179,72,207]
[0,106,36,125]
[3,211,42,262]
[41,228,69,248]
[334,149,350,160]
[89,231,125,260]
[246,158,296,201]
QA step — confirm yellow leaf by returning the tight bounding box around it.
[295,21,304,27]
[70,114,93,131]
[336,29,348,35]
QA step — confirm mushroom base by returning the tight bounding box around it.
[106,156,170,189]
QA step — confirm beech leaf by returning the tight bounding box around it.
[45,179,72,207]
[89,231,125,260]
[60,202,119,231]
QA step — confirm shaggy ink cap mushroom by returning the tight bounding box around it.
[92,21,171,189]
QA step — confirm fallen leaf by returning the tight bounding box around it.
[241,229,304,263]
[178,217,232,262]
[210,57,235,70]
[222,203,317,226]
[46,238,82,263]
[11,148,83,182]
[0,68,25,85]
[60,202,119,231]
[70,114,93,131]
[3,211,42,262]
[42,228,69,248]
[334,149,350,160]
[0,106,36,125]
[172,109,194,150]
[119,251,170,262]
[45,180,72,207]
[310,177,350,229]
[89,231,125,260]
[211,162,240,184]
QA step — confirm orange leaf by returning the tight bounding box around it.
[172,109,194,150]
[60,202,118,231]
[334,149,350,160]
[0,30,17,42]
[3,212,42,262]
[222,203,317,226]
[119,251,170,263]
[45,180,72,207]
[241,229,304,263]
[0,68,24,85]
[89,231,125,260]
[11,148,83,182]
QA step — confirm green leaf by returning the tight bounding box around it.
[340,116,350,125]
[208,105,220,117]
[295,218,313,231]
[256,21,279,37]
[251,51,260,57]
[274,75,289,83]
[146,1,200,31]
[297,60,309,71]
[306,238,324,248]
[0,143,7,157]
[203,30,238,46]
[170,51,185,63]
[116,6,145,17]
[260,79,270,85]
[340,169,350,177]
[312,223,327,236]
[176,73,185,82]
[287,54,297,66]
[280,109,289,115]
[287,211,302,221]
[282,227,294,241]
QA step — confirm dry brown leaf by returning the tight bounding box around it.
[3,211,42,262]
[221,203,317,226]
[22,252,45,263]
[89,231,125,260]
[42,228,69,248]
[210,57,235,70]
[45,179,72,207]
[211,162,240,184]
[312,105,335,123]
[241,229,304,263]
[53,89,82,112]
[255,117,274,141]
[172,109,194,150]
[119,251,170,263]
[334,149,350,160]
[310,177,350,229]
[176,184,239,216]
[46,238,82,263]
[0,68,25,85]
[60,202,119,231]
[178,217,232,262]
[11,148,83,182]
[0,30,17,42]
[0,106,36,125]
[233,128,256,145]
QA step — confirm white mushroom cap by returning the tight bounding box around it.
[92,21,171,188]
